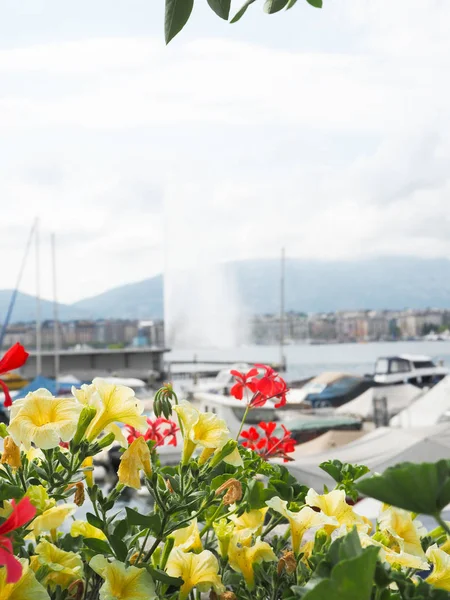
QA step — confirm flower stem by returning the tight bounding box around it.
[434,512,450,537]
[236,404,250,441]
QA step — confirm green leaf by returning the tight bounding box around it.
[109,534,128,562]
[0,483,23,502]
[86,512,104,531]
[146,566,183,587]
[356,460,450,515]
[126,508,162,534]
[114,518,128,540]
[230,0,256,23]
[264,0,289,13]
[84,538,112,555]
[286,0,297,8]
[302,532,379,600]
[306,0,322,7]
[165,0,194,44]
[245,479,267,509]
[207,0,231,19]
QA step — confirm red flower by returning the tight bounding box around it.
[0,344,29,408]
[253,364,279,397]
[160,420,179,447]
[273,379,288,409]
[0,497,36,583]
[230,368,258,400]
[240,421,296,463]
[126,417,179,447]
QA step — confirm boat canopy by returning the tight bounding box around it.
[286,423,450,491]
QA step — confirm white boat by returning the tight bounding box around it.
[181,363,254,399]
[373,354,448,386]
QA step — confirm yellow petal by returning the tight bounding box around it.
[427,545,450,591]
[33,504,77,536]
[118,437,152,489]
[90,555,156,600]
[0,558,50,599]
[377,506,426,557]
[31,540,83,590]
[170,518,203,553]
[229,507,268,536]
[71,520,107,541]
[166,549,224,600]
[305,489,368,533]
[228,530,277,589]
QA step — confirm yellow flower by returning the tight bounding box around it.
[228,507,268,535]
[266,496,337,553]
[25,447,45,463]
[25,485,55,514]
[170,518,202,552]
[173,402,242,467]
[166,549,224,600]
[90,555,156,600]
[30,540,83,590]
[359,533,430,570]
[73,379,147,442]
[0,559,49,600]
[228,529,277,590]
[305,489,369,533]
[32,504,77,537]
[377,506,426,558]
[71,520,107,541]
[8,389,81,450]
[117,437,152,489]
[213,519,235,558]
[1,437,21,468]
[426,545,450,591]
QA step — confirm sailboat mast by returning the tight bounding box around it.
[35,219,42,375]
[280,247,285,370]
[51,233,60,380]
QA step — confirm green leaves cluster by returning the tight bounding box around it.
[164,0,323,43]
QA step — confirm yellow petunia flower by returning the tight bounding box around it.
[266,496,338,553]
[90,555,156,600]
[25,447,45,463]
[426,545,450,591]
[25,485,55,514]
[228,506,268,536]
[32,503,77,537]
[8,389,81,450]
[117,437,152,489]
[173,402,242,467]
[70,520,107,541]
[1,437,21,468]
[377,506,426,558]
[170,518,202,552]
[228,529,277,590]
[305,489,369,533]
[82,456,94,487]
[359,533,430,570]
[166,549,224,600]
[0,559,49,600]
[30,540,83,590]
[73,379,148,442]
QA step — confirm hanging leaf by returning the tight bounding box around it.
[264,0,289,14]
[165,0,194,44]
[126,508,162,534]
[86,512,104,531]
[207,0,231,19]
[230,0,257,23]
[83,538,112,556]
[286,0,298,8]
[356,460,450,516]
[306,0,322,7]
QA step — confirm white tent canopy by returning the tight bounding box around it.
[391,375,450,428]
[286,423,450,492]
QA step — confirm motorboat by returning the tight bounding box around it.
[288,372,374,409]
[181,363,255,399]
[373,354,448,386]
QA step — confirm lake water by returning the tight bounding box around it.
[168,340,450,381]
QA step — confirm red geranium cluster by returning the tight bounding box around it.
[241,421,296,462]
[230,364,288,409]
[126,417,179,447]
[0,497,36,582]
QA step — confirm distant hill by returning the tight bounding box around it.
[2,257,450,322]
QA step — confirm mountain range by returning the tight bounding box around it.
[2,257,450,323]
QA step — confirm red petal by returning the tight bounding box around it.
[274,395,287,409]
[259,421,277,436]
[0,344,29,375]
[0,498,36,536]
[245,368,259,379]
[230,383,244,400]
[230,370,244,380]
[0,380,12,408]
[0,545,23,583]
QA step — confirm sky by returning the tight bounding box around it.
[1,0,449,304]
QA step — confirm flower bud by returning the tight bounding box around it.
[72,406,97,448]
[95,432,116,451]
[160,537,175,570]
[213,519,234,558]
[215,479,242,505]
[1,436,21,468]
[209,440,238,469]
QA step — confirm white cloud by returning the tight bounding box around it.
[0,0,449,305]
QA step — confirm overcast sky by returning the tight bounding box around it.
[1,0,449,304]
